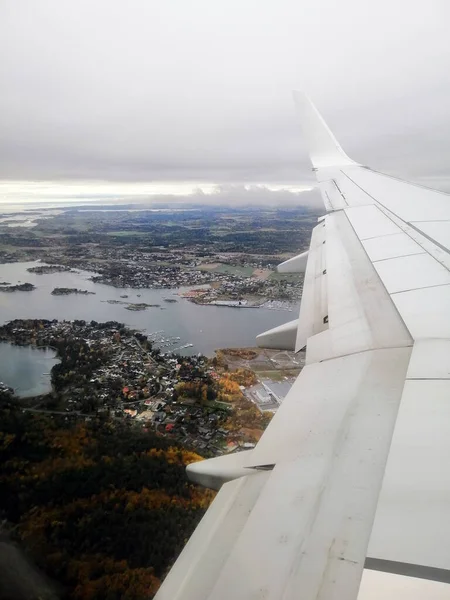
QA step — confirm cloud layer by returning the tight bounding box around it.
[0,181,323,211]
[1,0,450,192]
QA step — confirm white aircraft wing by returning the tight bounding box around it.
[154,96,450,600]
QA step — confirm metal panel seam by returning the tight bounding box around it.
[308,343,414,365]
[340,170,450,264]
[390,282,450,295]
[373,252,426,263]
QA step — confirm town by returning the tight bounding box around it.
[0,319,288,454]
[0,204,318,305]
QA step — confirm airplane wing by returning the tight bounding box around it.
[154,95,450,600]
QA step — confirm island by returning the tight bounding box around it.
[124,302,159,311]
[102,299,160,309]
[27,264,73,274]
[51,287,95,295]
[0,282,35,292]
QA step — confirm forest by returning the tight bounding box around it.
[0,393,215,600]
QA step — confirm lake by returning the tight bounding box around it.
[0,261,299,357]
[0,342,59,397]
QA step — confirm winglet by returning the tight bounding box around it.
[293,91,359,170]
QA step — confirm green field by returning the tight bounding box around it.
[268,271,299,282]
[106,230,150,237]
[213,264,254,277]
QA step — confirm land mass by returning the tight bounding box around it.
[0,204,320,306]
[0,318,227,599]
[0,319,271,448]
[0,203,316,597]
[0,319,302,599]
[51,287,95,295]
[27,264,74,274]
[0,282,35,292]
[124,302,156,311]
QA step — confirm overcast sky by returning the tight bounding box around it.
[1,0,450,204]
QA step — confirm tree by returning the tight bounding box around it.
[0,410,214,600]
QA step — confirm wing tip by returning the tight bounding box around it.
[292,91,359,169]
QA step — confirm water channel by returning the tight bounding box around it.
[0,261,299,392]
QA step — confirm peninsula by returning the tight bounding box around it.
[0,282,35,292]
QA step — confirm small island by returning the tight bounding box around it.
[0,282,35,292]
[163,297,178,303]
[101,299,160,309]
[51,287,95,296]
[125,302,160,311]
[27,264,74,274]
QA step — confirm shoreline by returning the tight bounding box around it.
[184,297,295,311]
[0,261,298,356]
[0,318,272,454]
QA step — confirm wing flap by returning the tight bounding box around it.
[368,379,450,572]
[295,221,328,351]
[211,347,411,600]
[154,472,270,600]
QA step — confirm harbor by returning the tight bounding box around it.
[0,261,297,357]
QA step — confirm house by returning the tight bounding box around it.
[124,408,137,418]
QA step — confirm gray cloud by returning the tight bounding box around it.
[1,0,450,190]
[0,184,324,213]
[147,185,324,209]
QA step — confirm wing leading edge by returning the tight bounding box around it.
[155,96,450,599]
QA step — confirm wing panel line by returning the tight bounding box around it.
[340,170,450,261]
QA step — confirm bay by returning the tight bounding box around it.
[0,262,298,357]
[0,343,59,397]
